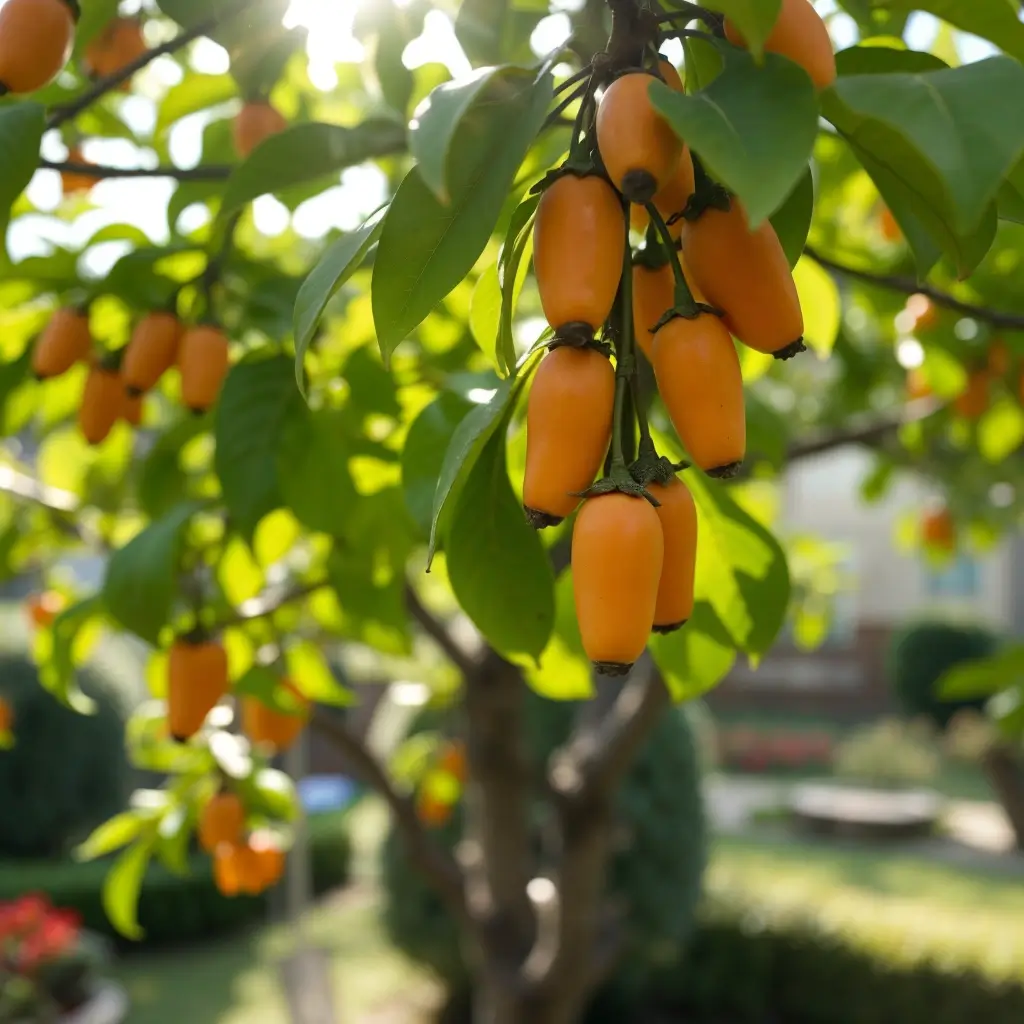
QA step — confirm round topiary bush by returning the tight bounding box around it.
[380,689,707,1015]
[888,620,999,730]
[0,645,140,859]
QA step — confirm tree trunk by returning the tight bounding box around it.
[983,743,1024,851]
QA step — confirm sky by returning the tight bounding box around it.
[5,0,1006,273]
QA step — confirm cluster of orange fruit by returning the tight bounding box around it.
[31,306,231,441]
[198,790,287,898]
[522,0,834,674]
[414,741,467,828]
[903,295,1021,420]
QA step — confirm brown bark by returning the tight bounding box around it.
[982,743,1024,851]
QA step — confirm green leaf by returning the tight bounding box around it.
[445,432,555,660]
[286,641,353,707]
[219,121,406,221]
[156,75,238,137]
[218,538,264,606]
[235,664,305,713]
[883,0,1024,65]
[277,407,356,536]
[76,812,146,862]
[293,208,386,396]
[978,398,1024,463]
[834,44,947,78]
[372,70,553,361]
[75,0,123,52]
[684,36,723,93]
[454,0,541,64]
[0,103,45,233]
[342,345,401,418]
[470,262,503,362]
[939,645,1024,700]
[650,603,737,702]
[103,502,206,645]
[412,66,530,203]
[524,569,594,701]
[769,168,813,268]
[650,46,818,226]
[700,0,782,58]
[103,839,154,940]
[35,595,104,714]
[496,194,539,374]
[427,349,541,563]
[793,256,840,357]
[825,58,1024,236]
[214,355,301,541]
[402,391,474,537]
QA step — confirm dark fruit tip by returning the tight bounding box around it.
[524,506,564,530]
[652,620,687,635]
[773,338,807,361]
[125,384,144,398]
[170,732,189,745]
[189,406,208,417]
[707,461,743,480]
[553,322,596,347]
[593,660,633,677]
[621,169,658,206]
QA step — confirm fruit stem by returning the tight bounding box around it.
[609,221,637,469]
[646,203,697,316]
[568,77,598,162]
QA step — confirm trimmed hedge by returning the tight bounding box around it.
[0,809,353,945]
[889,620,998,729]
[643,894,1024,1024]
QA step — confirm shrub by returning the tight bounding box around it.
[889,620,999,729]
[0,642,144,859]
[381,691,707,1005]
[833,717,940,789]
[652,891,1024,1024]
[0,809,352,945]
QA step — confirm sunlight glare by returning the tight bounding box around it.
[896,338,925,369]
[530,14,572,58]
[253,195,291,237]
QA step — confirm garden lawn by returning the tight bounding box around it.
[711,834,1024,982]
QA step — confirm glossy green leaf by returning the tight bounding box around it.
[884,0,1024,64]
[156,75,238,136]
[214,355,300,541]
[103,839,154,940]
[372,71,553,360]
[76,812,146,862]
[0,103,45,232]
[793,256,840,357]
[650,46,818,226]
[939,645,1024,699]
[445,432,555,660]
[700,0,782,58]
[826,58,1024,236]
[428,349,541,563]
[277,407,356,536]
[35,595,104,714]
[650,603,737,702]
[103,502,206,645]
[219,121,406,220]
[524,569,594,701]
[293,208,386,395]
[834,44,947,78]
[470,262,503,363]
[769,168,813,268]
[402,391,474,536]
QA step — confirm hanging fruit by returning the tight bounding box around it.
[681,199,804,359]
[234,101,289,158]
[647,476,697,634]
[572,493,664,674]
[123,311,182,395]
[954,370,989,420]
[533,173,625,344]
[167,635,229,742]
[597,71,683,205]
[178,324,231,413]
[523,345,615,527]
[33,307,92,380]
[198,792,246,853]
[242,679,310,753]
[0,0,75,95]
[83,16,146,88]
[632,260,674,360]
[61,147,99,196]
[78,359,124,446]
[725,0,836,90]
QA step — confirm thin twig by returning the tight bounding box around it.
[42,160,232,182]
[48,2,247,129]
[215,579,330,628]
[404,584,480,679]
[804,245,1024,331]
[309,708,467,920]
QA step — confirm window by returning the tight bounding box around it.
[925,556,979,599]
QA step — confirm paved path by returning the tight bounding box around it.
[703,773,1024,871]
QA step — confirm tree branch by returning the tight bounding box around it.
[309,708,468,921]
[47,3,247,129]
[42,160,232,182]
[215,579,330,628]
[404,584,479,679]
[804,245,1024,331]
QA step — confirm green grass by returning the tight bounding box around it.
[711,834,1024,981]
